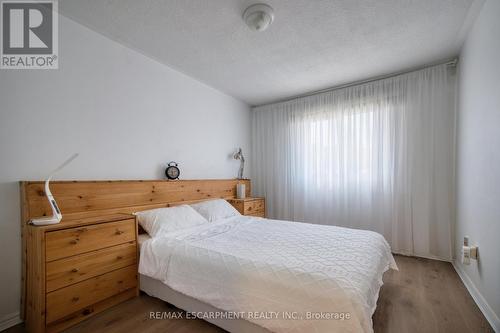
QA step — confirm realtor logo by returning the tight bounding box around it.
[1,0,58,69]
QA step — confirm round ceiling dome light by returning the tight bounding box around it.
[243,4,274,32]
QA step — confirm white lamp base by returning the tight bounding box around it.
[236,184,246,199]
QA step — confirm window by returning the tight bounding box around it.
[294,103,394,194]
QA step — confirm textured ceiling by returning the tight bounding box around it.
[59,0,478,105]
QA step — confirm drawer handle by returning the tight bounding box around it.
[71,268,79,273]
[115,230,124,235]
[116,256,123,260]
[69,239,79,245]
[72,297,79,302]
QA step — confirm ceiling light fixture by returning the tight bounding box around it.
[243,4,274,32]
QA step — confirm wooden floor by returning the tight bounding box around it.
[372,255,492,333]
[5,255,493,333]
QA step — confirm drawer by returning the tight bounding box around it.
[46,265,137,324]
[46,242,137,292]
[248,211,265,218]
[244,200,265,215]
[46,219,136,262]
[46,289,137,333]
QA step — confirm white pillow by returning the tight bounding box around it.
[134,205,208,237]
[190,199,241,222]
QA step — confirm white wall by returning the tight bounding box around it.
[0,15,250,325]
[455,0,500,330]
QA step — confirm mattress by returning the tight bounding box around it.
[138,233,151,248]
[139,215,397,333]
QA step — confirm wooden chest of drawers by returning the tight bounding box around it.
[228,197,266,217]
[25,214,138,333]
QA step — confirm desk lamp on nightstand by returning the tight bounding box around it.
[29,153,79,226]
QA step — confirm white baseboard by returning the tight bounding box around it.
[392,251,453,262]
[452,261,500,332]
[0,311,21,332]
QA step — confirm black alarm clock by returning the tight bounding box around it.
[165,162,180,180]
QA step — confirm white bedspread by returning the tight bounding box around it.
[139,216,397,333]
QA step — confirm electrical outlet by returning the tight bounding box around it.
[470,246,478,260]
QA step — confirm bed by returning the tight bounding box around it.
[21,179,395,333]
[137,212,397,333]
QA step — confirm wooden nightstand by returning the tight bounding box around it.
[228,197,265,217]
[25,214,138,333]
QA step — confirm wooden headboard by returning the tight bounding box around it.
[20,179,251,222]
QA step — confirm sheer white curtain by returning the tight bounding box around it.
[252,64,456,260]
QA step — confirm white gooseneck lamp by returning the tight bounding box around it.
[29,153,79,226]
[233,148,245,180]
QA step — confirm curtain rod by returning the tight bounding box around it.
[254,57,458,107]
